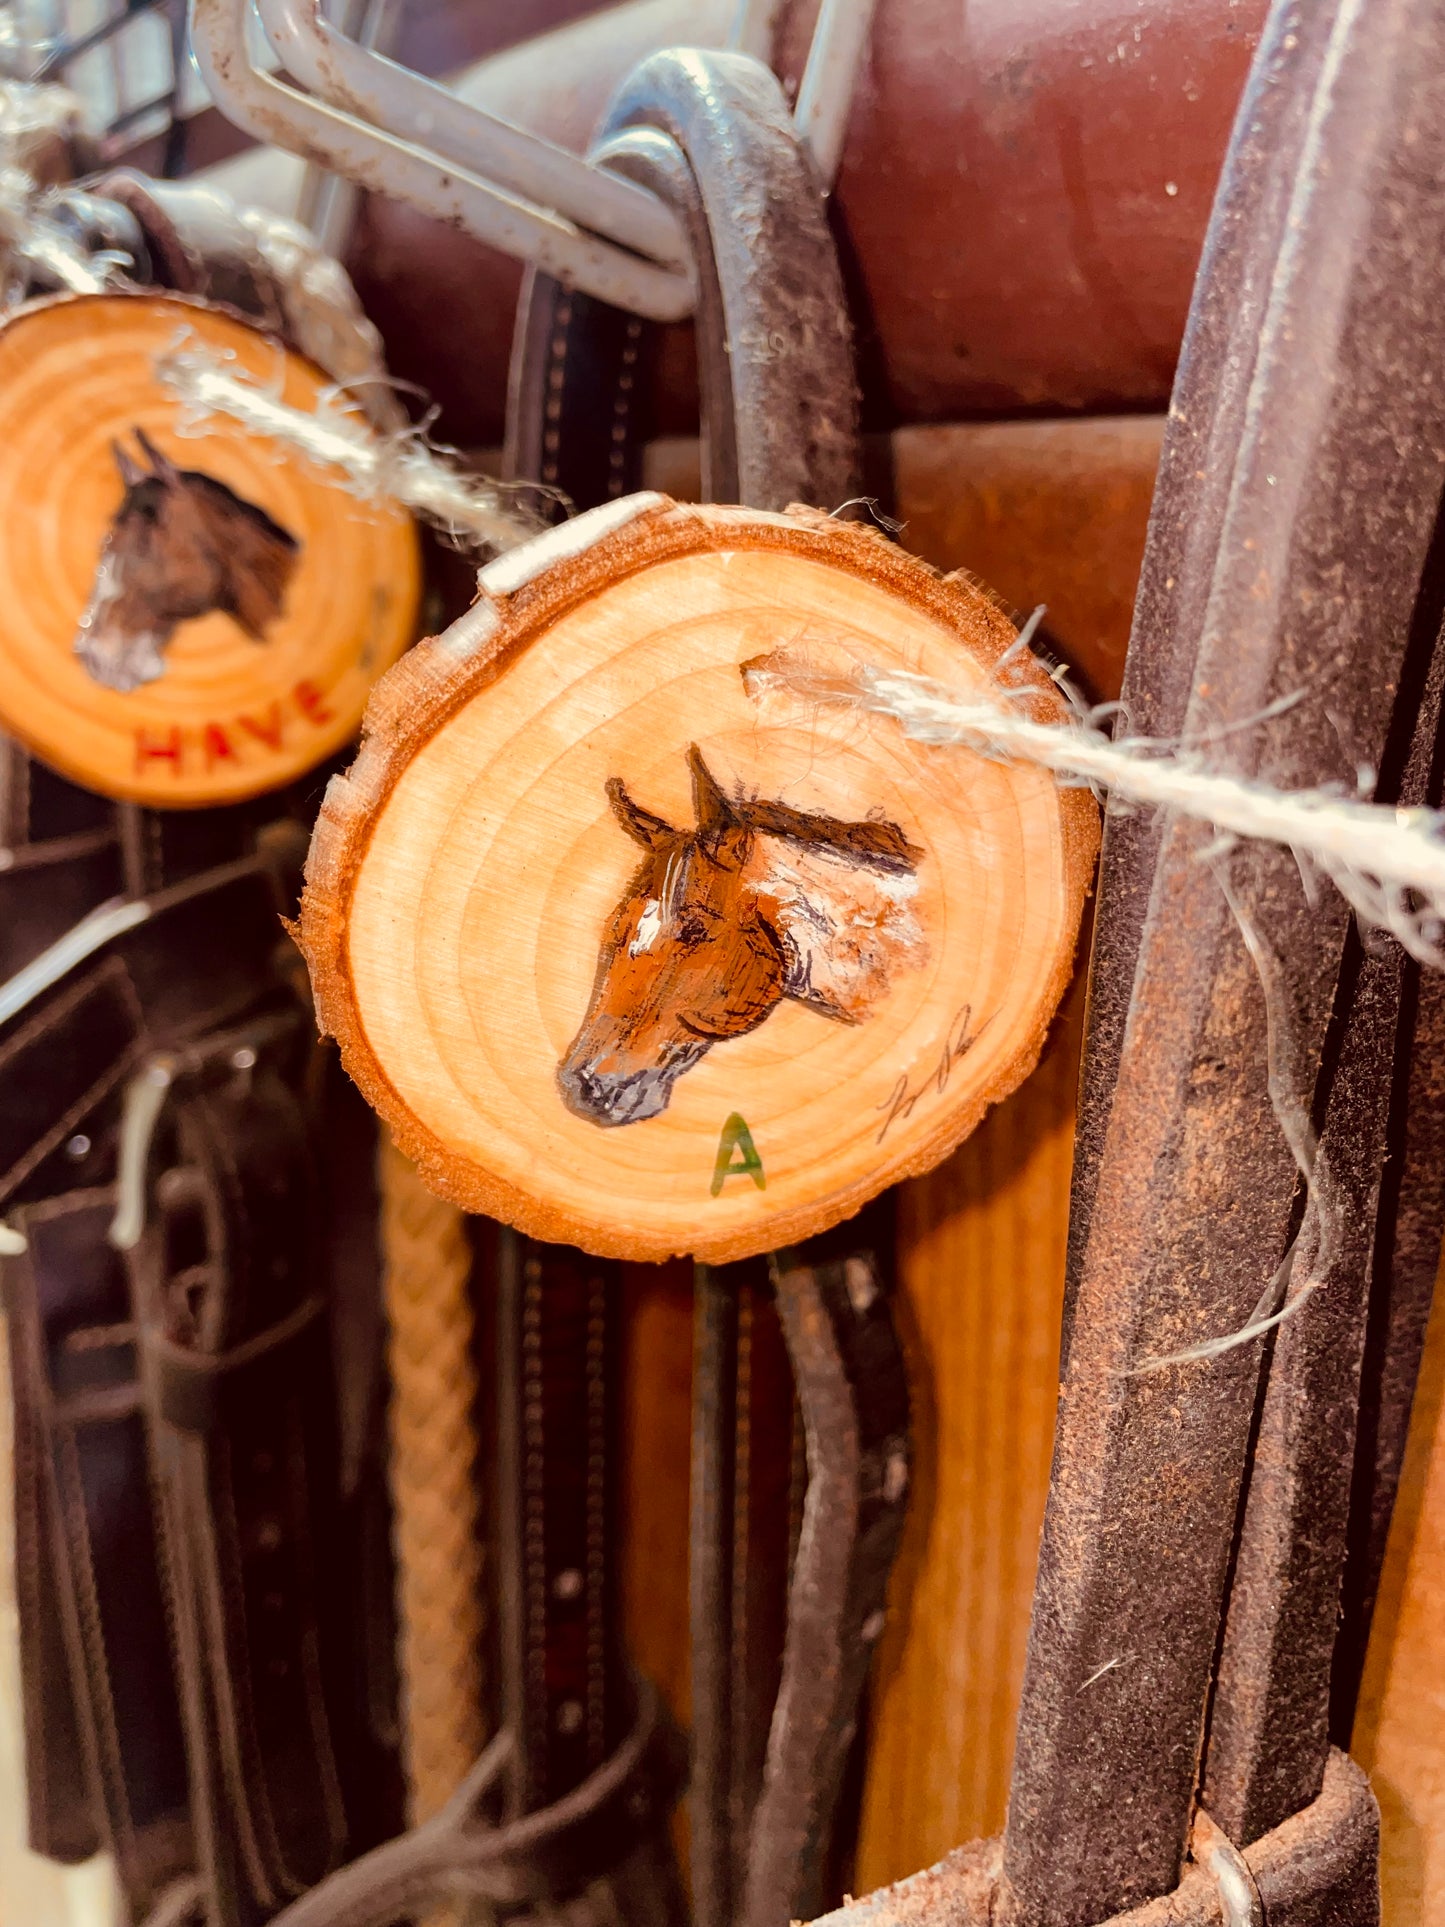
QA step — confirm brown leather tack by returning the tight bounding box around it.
[808,1750,1378,1927]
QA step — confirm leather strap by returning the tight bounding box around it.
[266,1680,685,1927]
[0,880,358,1923]
[129,1038,350,1920]
[807,1748,1379,1927]
[1001,3,1445,1922]
[506,48,859,515]
[5,1191,194,1904]
[492,1231,637,1817]
[508,48,905,1927]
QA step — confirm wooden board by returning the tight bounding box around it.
[299,494,1098,1264]
[0,292,420,807]
[1352,1251,1445,1926]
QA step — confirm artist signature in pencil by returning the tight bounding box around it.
[876,1004,992,1143]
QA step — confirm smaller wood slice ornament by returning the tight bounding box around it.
[0,291,420,806]
[300,496,1099,1263]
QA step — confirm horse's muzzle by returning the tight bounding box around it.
[556,1045,705,1128]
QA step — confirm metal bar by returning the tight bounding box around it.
[728,0,785,61]
[187,0,693,322]
[253,0,689,270]
[1000,1,1445,1921]
[295,0,393,258]
[793,0,877,186]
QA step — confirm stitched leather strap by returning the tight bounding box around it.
[130,1048,350,1919]
[5,1192,194,1903]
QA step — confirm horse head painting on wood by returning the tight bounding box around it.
[75,428,300,693]
[558,745,927,1127]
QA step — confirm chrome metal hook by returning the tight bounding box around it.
[189,0,694,321]
[188,0,877,325]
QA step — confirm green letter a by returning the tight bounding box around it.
[711,1113,766,1197]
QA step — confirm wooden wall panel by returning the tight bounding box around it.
[1352,1257,1445,1927]
[856,974,1086,1888]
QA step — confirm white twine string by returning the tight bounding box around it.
[1127,863,1335,1373]
[748,618,1437,1371]
[744,625,1445,967]
[154,335,545,553]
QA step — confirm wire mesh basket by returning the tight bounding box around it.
[1,0,207,174]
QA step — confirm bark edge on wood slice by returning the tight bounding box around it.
[0,291,420,807]
[297,494,1098,1263]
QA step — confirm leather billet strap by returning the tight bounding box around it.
[492,1231,638,1817]
[508,47,905,1927]
[997,4,1445,1925]
[808,1749,1378,1927]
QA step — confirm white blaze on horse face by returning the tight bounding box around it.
[745,835,925,1021]
[74,553,165,694]
[629,898,665,957]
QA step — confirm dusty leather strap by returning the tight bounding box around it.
[998,3,1445,1924]
[508,48,905,1927]
[1203,587,1445,1841]
[806,1749,1377,1927]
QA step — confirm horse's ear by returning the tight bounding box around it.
[112,439,147,490]
[687,744,736,837]
[606,777,675,851]
[134,427,180,485]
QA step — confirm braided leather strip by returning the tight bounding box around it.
[377,1134,487,1824]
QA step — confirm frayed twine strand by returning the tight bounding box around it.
[744,617,1429,1375]
[154,335,546,554]
[1128,863,1335,1374]
[744,623,1445,968]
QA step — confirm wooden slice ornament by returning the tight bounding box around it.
[0,291,420,807]
[299,494,1099,1264]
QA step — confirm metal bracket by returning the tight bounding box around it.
[187,0,876,323]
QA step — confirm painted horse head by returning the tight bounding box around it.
[75,429,300,693]
[558,745,926,1128]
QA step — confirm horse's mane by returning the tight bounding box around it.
[181,470,300,552]
[733,794,922,875]
[117,470,299,552]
